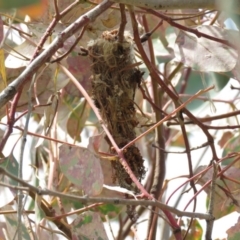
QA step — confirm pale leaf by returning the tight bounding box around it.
[59,145,104,196]
[174,26,239,72]
[71,212,108,240]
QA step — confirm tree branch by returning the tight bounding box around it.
[0,166,214,221]
[205,161,217,240]
[110,0,240,11]
[0,0,113,110]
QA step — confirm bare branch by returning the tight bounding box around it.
[0,166,214,221]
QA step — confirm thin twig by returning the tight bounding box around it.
[51,25,87,63]
[182,156,240,215]
[31,0,82,60]
[118,4,127,43]
[105,215,116,240]
[141,14,165,240]
[205,162,217,240]
[53,0,60,17]
[177,110,197,239]
[144,8,237,50]
[167,109,240,126]
[59,64,119,151]
[152,142,209,154]
[17,73,35,240]
[123,86,214,150]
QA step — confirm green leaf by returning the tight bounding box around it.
[98,204,122,215]
[0,0,40,9]
[4,206,31,240]
[35,195,46,225]
[67,98,90,142]
[185,219,203,240]
[170,218,203,240]
[222,134,240,166]
[0,154,19,186]
[229,232,240,240]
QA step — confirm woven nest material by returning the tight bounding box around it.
[88,30,146,191]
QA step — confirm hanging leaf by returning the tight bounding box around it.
[97,203,122,218]
[65,55,92,98]
[0,17,3,43]
[101,10,121,28]
[175,70,229,111]
[0,49,6,90]
[0,17,6,91]
[88,132,105,153]
[218,131,234,149]
[3,205,31,240]
[66,99,90,142]
[35,194,46,227]
[71,212,108,240]
[222,133,240,167]
[0,185,14,208]
[174,26,239,72]
[196,165,240,219]
[227,217,240,240]
[170,218,203,240]
[185,219,203,240]
[0,154,19,186]
[59,145,104,196]
[44,93,59,135]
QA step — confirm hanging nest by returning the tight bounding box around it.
[88,29,146,191]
